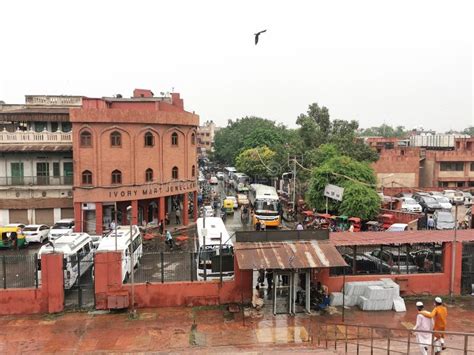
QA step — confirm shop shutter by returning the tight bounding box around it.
[9,209,29,224]
[35,208,55,226]
[61,208,74,219]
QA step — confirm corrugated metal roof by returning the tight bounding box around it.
[235,240,348,270]
[330,229,474,246]
[0,144,72,152]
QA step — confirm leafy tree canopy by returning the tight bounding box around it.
[235,146,277,180]
[214,116,287,165]
[296,103,378,162]
[358,124,408,138]
[306,154,379,220]
[461,126,474,136]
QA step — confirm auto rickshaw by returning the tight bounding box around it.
[306,213,332,229]
[365,220,382,231]
[302,210,315,225]
[222,198,235,214]
[348,217,361,232]
[0,226,27,249]
[378,213,396,230]
[331,215,350,231]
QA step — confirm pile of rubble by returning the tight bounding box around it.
[330,278,406,312]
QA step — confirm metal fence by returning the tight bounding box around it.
[0,254,38,289]
[330,243,444,276]
[128,251,235,284]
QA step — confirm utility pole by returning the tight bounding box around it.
[292,157,297,210]
[450,202,459,301]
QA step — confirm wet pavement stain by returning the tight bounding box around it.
[255,326,309,344]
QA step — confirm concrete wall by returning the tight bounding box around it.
[94,251,253,310]
[320,242,463,296]
[0,253,64,315]
[0,152,72,179]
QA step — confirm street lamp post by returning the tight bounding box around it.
[380,174,394,196]
[126,205,136,317]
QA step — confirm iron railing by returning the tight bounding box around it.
[316,322,474,354]
[0,175,73,186]
[0,254,38,289]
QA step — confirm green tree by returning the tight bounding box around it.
[359,124,408,138]
[214,116,286,165]
[306,154,379,220]
[462,126,474,136]
[235,146,277,179]
[296,103,379,162]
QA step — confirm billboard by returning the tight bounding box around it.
[324,184,344,202]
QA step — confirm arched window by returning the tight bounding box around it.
[172,166,179,179]
[80,131,92,147]
[110,131,121,147]
[191,165,196,177]
[145,168,153,182]
[144,132,154,147]
[191,132,196,145]
[111,169,122,184]
[171,132,178,146]
[81,170,92,185]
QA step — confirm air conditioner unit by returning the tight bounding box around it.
[82,203,96,211]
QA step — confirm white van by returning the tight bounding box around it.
[96,225,143,282]
[49,218,75,240]
[38,233,94,289]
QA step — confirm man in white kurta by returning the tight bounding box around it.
[413,301,433,355]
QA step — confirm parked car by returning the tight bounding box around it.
[412,193,442,213]
[23,224,50,243]
[386,223,409,232]
[462,191,473,206]
[400,197,422,213]
[209,176,219,185]
[433,210,455,230]
[216,172,225,180]
[432,196,453,210]
[365,249,418,274]
[443,190,464,204]
[225,196,238,209]
[429,191,443,196]
[49,218,75,240]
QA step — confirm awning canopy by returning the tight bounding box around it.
[235,240,348,270]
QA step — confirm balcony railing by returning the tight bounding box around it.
[0,130,72,144]
[0,176,73,186]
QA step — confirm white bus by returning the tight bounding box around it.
[231,172,250,192]
[223,167,237,185]
[196,217,234,281]
[249,184,281,228]
[97,225,143,283]
[38,233,94,289]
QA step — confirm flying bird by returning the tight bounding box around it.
[254,29,267,45]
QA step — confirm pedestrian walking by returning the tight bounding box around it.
[420,297,447,354]
[260,221,266,231]
[175,208,181,224]
[427,216,435,230]
[165,213,170,225]
[110,220,116,231]
[255,220,261,231]
[165,230,173,250]
[296,222,304,231]
[413,301,433,355]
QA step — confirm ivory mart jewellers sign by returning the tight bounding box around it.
[324,184,344,202]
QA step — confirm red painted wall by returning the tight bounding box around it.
[0,253,64,315]
[319,242,463,296]
[94,251,253,310]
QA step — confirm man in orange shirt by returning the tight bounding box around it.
[419,297,447,354]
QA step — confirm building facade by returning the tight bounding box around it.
[0,96,79,225]
[70,89,199,234]
[197,120,217,157]
[366,136,474,189]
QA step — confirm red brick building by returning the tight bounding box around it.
[70,89,199,234]
[366,136,474,190]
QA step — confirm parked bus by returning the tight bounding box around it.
[97,225,143,282]
[38,233,94,289]
[249,184,281,228]
[196,217,234,281]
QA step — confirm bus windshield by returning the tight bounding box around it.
[255,200,279,213]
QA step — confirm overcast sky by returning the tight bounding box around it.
[0,0,472,132]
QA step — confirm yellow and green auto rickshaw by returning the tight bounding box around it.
[0,226,28,249]
[223,198,235,214]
